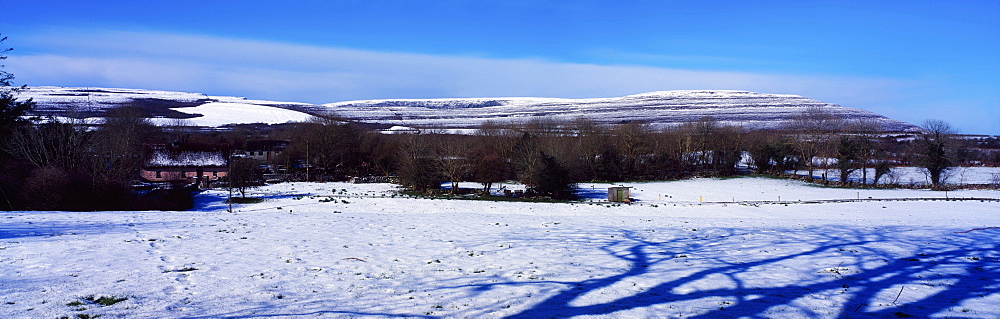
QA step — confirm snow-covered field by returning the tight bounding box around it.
[791,166,1000,186]
[2,178,999,318]
[151,102,314,127]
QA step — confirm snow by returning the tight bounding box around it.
[15,86,211,104]
[146,151,227,167]
[17,87,316,127]
[162,102,314,127]
[2,178,998,318]
[20,87,924,131]
[380,126,420,134]
[790,166,1000,186]
[208,95,314,107]
[321,90,922,132]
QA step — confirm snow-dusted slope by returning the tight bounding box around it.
[17,87,922,132]
[16,86,318,126]
[158,102,314,127]
[325,90,921,132]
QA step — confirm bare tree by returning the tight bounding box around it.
[512,132,542,185]
[787,106,843,180]
[90,107,156,187]
[7,119,90,171]
[228,156,262,199]
[435,135,470,194]
[469,123,515,193]
[468,142,509,194]
[678,118,743,176]
[611,123,652,178]
[914,119,955,188]
[395,134,442,193]
[358,132,398,177]
[5,119,94,210]
[683,117,716,169]
[710,124,744,176]
[20,165,73,210]
[845,119,884,185]
[568,118,610,181]
[301,116,362,180]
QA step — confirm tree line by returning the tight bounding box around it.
[266,111,991,198]
[3,35,997,211]
[2,109,994,210]
[1,103,993,210]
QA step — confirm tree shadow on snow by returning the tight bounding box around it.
[574,186,610,201]
[447,226,998,318]
[191,192,230,212]
[0,220,158,240]
[136,224,999,318]
[184,308,436,319]
[191,192,311,212]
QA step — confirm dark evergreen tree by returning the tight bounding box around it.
[0,34,36,210]
[594,148,625,182]
[836,135,863,184]
[0,34,34,135]
[528,152,576,200]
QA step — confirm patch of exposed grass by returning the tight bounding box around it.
[163,267,199,273]
[461,195,575,203]
[226,197,264,204]
[399,190,576,203]
[66,295,128,312]
[84,295,128,307]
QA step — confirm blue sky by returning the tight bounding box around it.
[2,1,998,134]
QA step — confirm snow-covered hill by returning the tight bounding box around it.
[16,87,922,132]
[16,86,318,126]
[325,90,921,132]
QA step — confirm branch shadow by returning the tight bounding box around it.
[183,306,437,319]
[574,186,609,201]
[0,219,153,240]
[192,192,229,211]
[439,226,998,318]
[191,192,311,212]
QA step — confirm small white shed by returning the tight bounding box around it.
[608,187,631,202]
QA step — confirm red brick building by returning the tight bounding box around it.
[141,147,228,187]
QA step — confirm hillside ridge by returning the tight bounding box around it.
[17,86,922,132]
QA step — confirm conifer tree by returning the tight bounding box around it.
[0,34,35,138]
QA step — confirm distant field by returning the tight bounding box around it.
[788,166,1000,186]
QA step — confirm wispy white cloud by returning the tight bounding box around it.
[42,30,1000,132]
[9,30,906,105]
[29,31,997,133]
